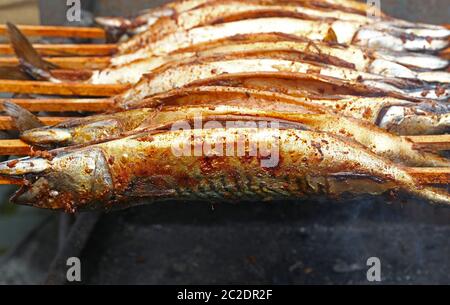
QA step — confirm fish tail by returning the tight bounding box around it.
[6,22,60,81]
[3,101,45,132]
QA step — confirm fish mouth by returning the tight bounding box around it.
[11,177,60,210]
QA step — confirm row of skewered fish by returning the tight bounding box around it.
[0,0,449,212]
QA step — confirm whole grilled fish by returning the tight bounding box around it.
[147,86,450,136]
[1,127,449,211]
[13,95,449,167]
[9,22,448,86]
[97,0,375,49]
[111,17,449,67]
[115,1,374,54]
[114,55,448,105]
[108,0,448,54]
[91,36,449,85]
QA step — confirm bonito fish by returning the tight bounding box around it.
[111,17,449,67]
[91,35,450,85]
[115,1,374,54]
[112,55,449,104]
[102,0,448,54]
[11,23,447,86]
[145,86,450,136]
[1,127,449,211]
[11,90,449,167]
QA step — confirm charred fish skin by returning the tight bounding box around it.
[93,39,368,85]
[111,18,334,65]
[112,16,450,66]
[10,19,448,86]
[93,37,450,86]
[115,0,448,54]
[2,128,450,211]
[117,0,372,53]
[18,85,449,151]
[114,56,447,106]
[116,0,368,54]
[16,99,450,167]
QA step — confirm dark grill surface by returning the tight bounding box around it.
[2,198,450,284]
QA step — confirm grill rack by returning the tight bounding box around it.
[0,24,449,185]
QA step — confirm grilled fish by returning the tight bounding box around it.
[13,92,449,167]
[115,1,373,54]
[147,86,450,136]
[113,55,448,105]
[1,127,449,211]
[111,17,449,67]
[9,23,448,87]
[98,0,378,47]
[92,36,450,85]
[107,0,448,53]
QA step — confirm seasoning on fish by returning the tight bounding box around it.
[113,55,448,105]
[111,17,449,66]
[13,93,449,167]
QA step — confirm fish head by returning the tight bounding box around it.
[0,148,113,212]
[21,119,126,147]
[21,127,72,147]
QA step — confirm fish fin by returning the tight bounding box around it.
[3,101,45,132]
[6,22,59,81]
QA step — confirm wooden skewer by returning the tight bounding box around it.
[0,178,25,185]
[0,80,128,96]
[0,44,116,56]
[407,135,450,152]
[0,140,30,156]
[0,134,446,154]
[408,167,450,185]
[0,98,113,112]
[0,166,447,185]
[0,22,445,38]
[0,25,106,39]
[0,117,73,130]
[0,57,111,69]
[0,96,114,111]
